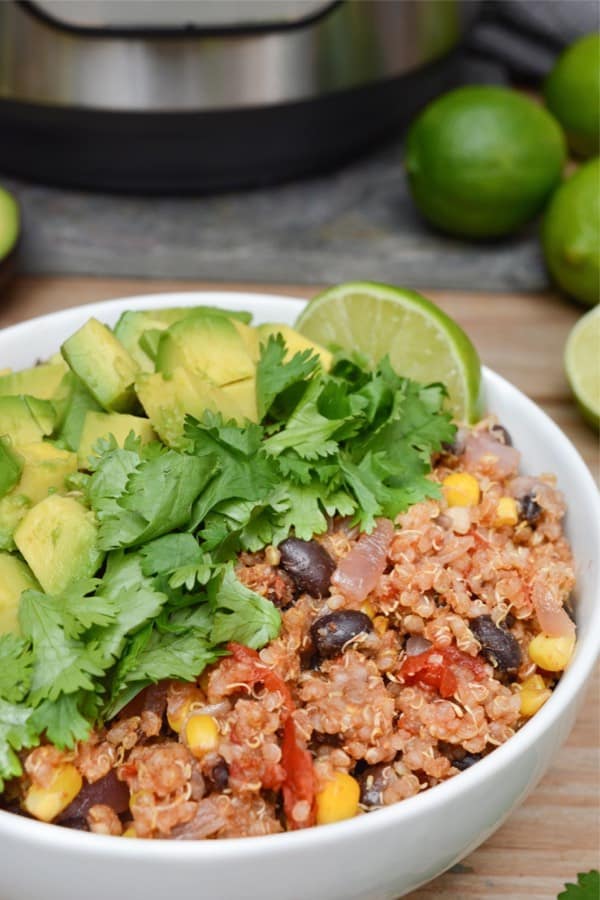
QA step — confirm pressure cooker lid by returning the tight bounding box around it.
[29,0,336,31]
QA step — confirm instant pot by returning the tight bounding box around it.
[0,1,479,192]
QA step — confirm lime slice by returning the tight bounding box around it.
[564,306,600,429]
[295,282,482,423]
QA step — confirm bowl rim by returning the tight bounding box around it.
[1,289,598,859]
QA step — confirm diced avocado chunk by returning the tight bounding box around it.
[114,306,252,371]
[0,442,78,547]
[0,361,68,400]
[15,442,78,502]
[156,314,255,385]
[136,367,245,447]
[61,318,139,413]
[54,372,104,451]
[77,411,156,469]
[0,395,55,446]
[0,437,23,498]
[221,378,258,422]
[138,328,163,363]
[14,495,104,595]
[232,321,260,362]
[0,552,39,635]
[257,323,333,370]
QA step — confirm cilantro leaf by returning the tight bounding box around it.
[0,699,38,790]
[209,564,281,649]
[558,871,600,900]
[139,533,212,589]
[19,590,108,704]
[30,693,94,749]
[88,443,217,550]
[0,634,32,703]
[93,551,168,664]
[256,333,320,420]
[264,379,345,460]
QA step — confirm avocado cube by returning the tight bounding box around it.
[0,361,69,400]
[54,372,104,451]
[77,411,156,469]
[0,552,39,635]
[0,495,29,551]
[138,328,163,363]
[0,395,55,446]
[155,314,255,385]
[0,438,23,498]
[16,443,78,503]
[256,323,333,371]
[136,368,245,448]
[221,378,258,422]
[61,318,139,413]
[114,306,253,372]
[14,495,104,595]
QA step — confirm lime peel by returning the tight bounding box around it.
[564,306,600,429]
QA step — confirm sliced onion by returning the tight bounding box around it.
[405,635,433,656]
[331,518,394,604]
[532,581,575,638]
[464,432,520,478]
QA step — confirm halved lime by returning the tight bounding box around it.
[564,306,600,429]
[294,282,482,423]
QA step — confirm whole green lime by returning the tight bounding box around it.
[545,33,600,158]
[405,86,566,238]
[542,157,600,307]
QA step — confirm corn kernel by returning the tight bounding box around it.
[185,714,220,758]
[361,601,376,620]
[316,772,360,825]
[442,473,480,508]
[23,764,82,822]
[122,826,137,838]
[167,689,204,734]
[528,633,575,672]
[494,496,519,527]
[373,615,389,636]
[519,675,552,717]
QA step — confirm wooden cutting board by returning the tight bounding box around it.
[1,276,598,900]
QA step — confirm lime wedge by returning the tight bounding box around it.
[295,282,482,423]
[564,306,600,429]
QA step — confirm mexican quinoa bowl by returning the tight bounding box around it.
[0,291,597,900]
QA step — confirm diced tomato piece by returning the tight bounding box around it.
[398,645,486,698]
[281,716,316,830]
[227,642,315,828]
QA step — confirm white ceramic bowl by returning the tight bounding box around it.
[1,292,598,900]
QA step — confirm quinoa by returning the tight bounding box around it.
[10,418,576,838]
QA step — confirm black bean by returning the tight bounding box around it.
[208,759,229,792]
[470,615,522,673]
[356,763,389,808]
[489,424,513,446]
[278,538,336,598]
[58,817,90,831]
[453,753,483,771]
[310,610,373,660]
[519,493,542,526]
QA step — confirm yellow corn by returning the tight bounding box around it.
[122,826,137,838]
[373,615,389,636]
[494,496,519,527]
[360,601,376,621]
[315,772,360,825]
[528,633,575,672]
[23,764,82,822]
[185,714,220,758]
[167,689,204,734]
[519,674,552,717]
[443,473,480,508]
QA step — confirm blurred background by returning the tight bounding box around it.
[0,0,597,289]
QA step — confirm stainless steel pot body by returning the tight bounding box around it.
[0,0,478,111]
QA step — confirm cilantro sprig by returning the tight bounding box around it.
[0,334,455,790]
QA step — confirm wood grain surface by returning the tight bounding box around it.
[1,276,598,900]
